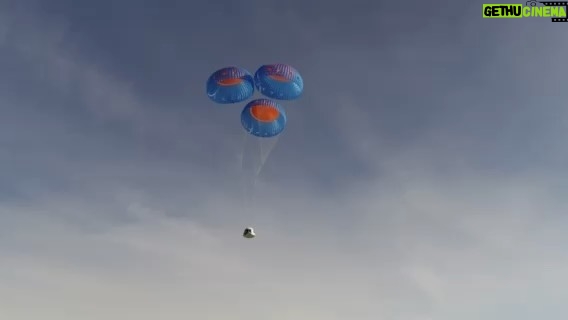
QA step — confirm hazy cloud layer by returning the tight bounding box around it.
[0,0,567,319]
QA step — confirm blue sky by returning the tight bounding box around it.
[0,0,567,319]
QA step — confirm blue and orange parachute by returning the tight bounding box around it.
[241,99,287,138]
[206,67,255,104]
[206,64,302,137]
[254,64,303,100]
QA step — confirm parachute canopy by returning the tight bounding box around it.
[206,66,255,104]
[241,99,286,138]
[254,64,303,100]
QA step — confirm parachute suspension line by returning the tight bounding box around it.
[239,131,280,219]
[255,135,280,177]
[240,131,254,216]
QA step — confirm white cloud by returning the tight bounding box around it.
[1,167,566,319]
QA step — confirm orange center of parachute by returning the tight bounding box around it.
[269,74,290,82]
[217,78,243,86]
[250,105,280,122]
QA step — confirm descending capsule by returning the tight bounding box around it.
[241,99,287,138]
[254,64,303,100]
[206,67,255,104]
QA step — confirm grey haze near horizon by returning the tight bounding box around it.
[0,0,567,319]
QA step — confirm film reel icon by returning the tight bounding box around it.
[525,1,568,21]
[542,1,568,21]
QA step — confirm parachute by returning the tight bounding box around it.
[254,64,304,100]
[206,67,255,104]
[206,64,303,237]
[241,99,287,138]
